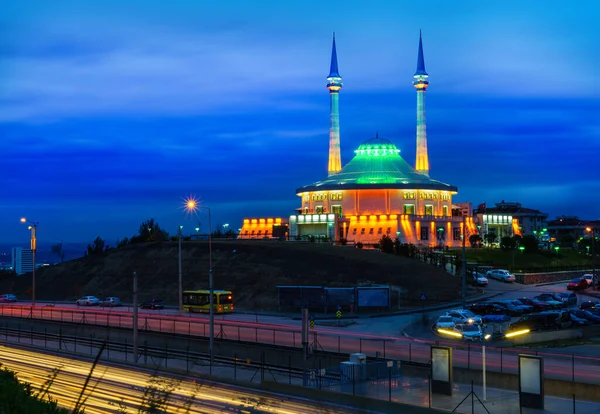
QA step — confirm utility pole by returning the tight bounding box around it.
[461,215,467,309]
[302,308,309,386]
[133,271,139,362]
[178,226,183,315]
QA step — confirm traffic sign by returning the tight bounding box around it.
[336,310,342,319]
[387,361,394,368]
[309,319,315,329]
[336,305,341,311]
[420,293,427,301]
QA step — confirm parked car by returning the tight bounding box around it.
[468,303,504,316]
[580,301,600,310]
[486,269,516,282]
[567,278,588,291]
[517,297,551,312]
[76,296,100,306]
[581,274,595,286]
[100,297,121,307]
[504,300,533,314]
[470,272,489,287]
[569,314,590,327]
[0,294,17,303]
[490,300,526,316]
[453,324,483,341]
[571,309,600,324]
[435,316,455,330]
[534,294,565,309]
[509,313,560,332]
[445,309,483,325]
[140,299,164,310]
[539,310,572,329]
[554,292,577,307]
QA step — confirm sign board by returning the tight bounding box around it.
[386,361,393,368]
[336,310,342,319]
[309,319,315,329]
[519,354,544,409]
[420,294,427,301]
[431,346,453,396]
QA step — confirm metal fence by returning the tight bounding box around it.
[1,305,599,385]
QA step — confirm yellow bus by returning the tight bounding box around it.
[182,290,234,314]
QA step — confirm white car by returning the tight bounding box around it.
[435,316,455,330]
[445,309,483,325]
[453,324,483,341]
[582,274,595,286]
[486,269,516,283]
[76,296,100,306]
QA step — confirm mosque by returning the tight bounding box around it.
[239,34,477,247]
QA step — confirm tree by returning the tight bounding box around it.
[500,236,516,251]
[117,237,130,248]
[484,233,497,245]
[379,235,394,253]
[50,243,65,263]
[131,219,170,244]
[520,234,539,253]
[86,236,108,257]
[469,234,482,247]
[558,234,576,248]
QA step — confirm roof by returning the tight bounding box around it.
[296,137,457,193]
[414,31,428,76]
[328,33,341,78]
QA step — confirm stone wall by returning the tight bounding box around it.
[515,270,592,285]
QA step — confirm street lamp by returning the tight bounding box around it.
[482,331,491,401]
[178,225,184,315]
[184,196,214,374]
[586,227,596,288]
[554,245,560,257]
[20,218,38,307]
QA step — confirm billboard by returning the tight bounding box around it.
[357,287,390,308]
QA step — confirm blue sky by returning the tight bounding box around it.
[2,0,599,245]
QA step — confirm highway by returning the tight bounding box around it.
[1,280,599,384]
[0,344,372,413]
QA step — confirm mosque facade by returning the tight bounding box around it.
[240,34,476,247]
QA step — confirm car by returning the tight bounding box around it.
[490,300,525,317]
[569,314,590,327]
[509,313,560,332]
[534,294,565,309]
[0,294,17,303]
[435,316,455,330]
[140,299,164,310]
[539,310,572,329]
[571,309,600,324]
[486,269,516,283]
[504,300,533,314]
[76,296,100,306]
[467,303,504,316]
[567,278,588,291]
[453,324,483,341]
[581,274,595,286]
[580,301,600,310]
[100,297,121,307]
[470,272,489,287]
[554,292,577,307]
[445,309,483,325]
[517,297,551,312]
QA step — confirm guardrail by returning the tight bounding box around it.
[1,305,599,384]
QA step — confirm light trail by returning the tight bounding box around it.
[0,345,359,413]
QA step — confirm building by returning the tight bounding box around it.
[473,201,549,241]
[546,216,600,245]
[11,247,33,275]
[240,33,475,247]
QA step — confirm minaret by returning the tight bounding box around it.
[413,31,430,176]
[327,33,343,176]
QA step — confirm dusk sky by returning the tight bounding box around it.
[2,0,599,246]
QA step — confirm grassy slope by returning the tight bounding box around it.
[5,241,461,310]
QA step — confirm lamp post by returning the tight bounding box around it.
[185,198,214,373]
[178,225,183,315]
[587,227,596,288]
[195,227,200,239]
[482,331,491,401]
[20,218,38,307]
[461,215,467,309]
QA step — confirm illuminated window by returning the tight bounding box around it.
[331,205,342,217]
[315,206,324,214]
[420,226,429,241]
[404,204,415,215]
[387,227,391,234]
[251,230,255,235]
[361,228,365,235]
[257,230,262,235]
[378,228,383,234]
[443,206,449,217]
[424,205,434,216]
[352,228,357,235]
[369,228,374,234]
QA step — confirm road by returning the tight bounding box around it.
[1,278,599,384]
[0,344,374,414]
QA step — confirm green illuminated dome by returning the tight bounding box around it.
[297,136,457,193]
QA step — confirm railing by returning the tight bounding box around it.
[1,305,599,385]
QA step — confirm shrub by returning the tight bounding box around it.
[356,242,363,249]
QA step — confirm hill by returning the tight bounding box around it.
[3,240,461,310]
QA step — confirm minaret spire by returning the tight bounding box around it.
[413,31,430,176]
[327,33,343,176]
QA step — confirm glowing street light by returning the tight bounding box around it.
[182,194,215,374]
[587,227,596,289]
[20,218,38,307]
[177,225,184,315]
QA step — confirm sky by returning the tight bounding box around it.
[1,0,599,246]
